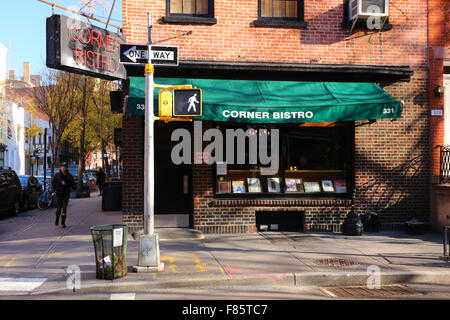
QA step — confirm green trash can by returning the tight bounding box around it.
[90,224,128,280]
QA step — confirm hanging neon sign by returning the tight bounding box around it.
[46,14,126,80]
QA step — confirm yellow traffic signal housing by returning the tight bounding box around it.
[159,90,173,117]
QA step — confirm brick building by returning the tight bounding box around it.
[429,0,450,231]
[121,0,432,233]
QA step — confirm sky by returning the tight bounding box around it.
[0,0,123,78]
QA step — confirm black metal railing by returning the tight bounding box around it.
[440,146,450,184]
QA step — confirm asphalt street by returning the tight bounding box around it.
[0,196,450,300]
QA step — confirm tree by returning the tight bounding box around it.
[32,70,80,177]
[63,77,122,188]
[90,79,121,177]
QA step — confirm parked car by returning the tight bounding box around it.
[17,175,43,211]
[0,167,22,216]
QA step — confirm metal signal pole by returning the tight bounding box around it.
[134,12,164,272]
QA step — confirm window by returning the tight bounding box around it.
[170,0,209,15]
[254,0,306,28]
[214,123,353,198]
[17,125,21,142]
[0,149,5,167]
[7,120,12,139]
[24,127,29,144]
[261,0,298,18]
[163,0,217,24]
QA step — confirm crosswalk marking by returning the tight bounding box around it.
[0,278,47,292]
[110,293,136,300]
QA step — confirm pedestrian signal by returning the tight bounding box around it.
[173,89,202,117]
[159,90,173,117]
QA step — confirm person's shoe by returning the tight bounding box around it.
[55,214,60,226]
[61,216,66,228]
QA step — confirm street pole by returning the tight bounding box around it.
[43,128,47,190]
[134,11,164,272]
[144,63,154,236]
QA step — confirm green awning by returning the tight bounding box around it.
[128,77,402,123]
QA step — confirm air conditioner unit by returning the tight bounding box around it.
[349,0,389,21]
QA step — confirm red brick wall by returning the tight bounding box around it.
[429,0,449,231]
[429,0,449,180]
[122,113,144,231]
[123,0,428,68]
[122,0,432,233]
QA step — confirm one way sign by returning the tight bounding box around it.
[120,44,179,66]
[120,44,149,64]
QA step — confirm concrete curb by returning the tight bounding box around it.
[27,270,450,296]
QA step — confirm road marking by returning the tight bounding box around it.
[220,268,229,279]
[4,258,17,267]
[47,251,64,258]
[161,256,176,274]
[192,253,207,272]
[161,256,175,264]
[168,264,177,273]
[110,293,136,300]
[0,278,47,292]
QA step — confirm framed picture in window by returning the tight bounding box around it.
[334,180,347,193]
[232,180,246,193]
[321,180,334,192]
[267,177,281,192]
[304,181,321,193]
[247,177,262,193]
[296,179,305,193]
[217,181,231,194]
[285,178,297,192]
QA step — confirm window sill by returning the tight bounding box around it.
[252,19,307,28]
[162,15,217,25]
[210,197,352,207]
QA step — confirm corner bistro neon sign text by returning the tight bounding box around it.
[222,110,314,120]
[70,23,121,73]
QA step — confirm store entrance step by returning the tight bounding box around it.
[155,214,189,228]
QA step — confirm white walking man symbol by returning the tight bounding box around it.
[187,93,199,112]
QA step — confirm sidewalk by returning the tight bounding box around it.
[0,196,449,296]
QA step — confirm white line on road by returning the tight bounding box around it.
[110,293,136,300]
[0,278,47,292]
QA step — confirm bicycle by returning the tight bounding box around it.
[38,185,53,210]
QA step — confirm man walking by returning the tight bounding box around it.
[51,162,74,228]
[96,167,106,196]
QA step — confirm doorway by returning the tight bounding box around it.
[155,121,193,227]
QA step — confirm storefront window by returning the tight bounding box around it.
[214,122,353,198]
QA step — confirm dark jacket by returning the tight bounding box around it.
[96,171,106,186]
[52,170,74,196]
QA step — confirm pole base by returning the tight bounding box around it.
[132,263,164,273]
[136,234,164,271]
